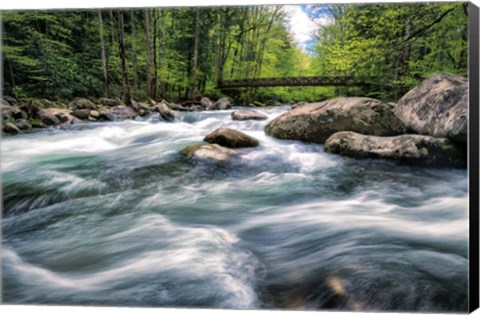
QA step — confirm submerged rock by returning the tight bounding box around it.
[324,131,466,168]
[207,97,232,110]
[231,110,267,121]
[181,143,238,162]
[394,73,468,144]
[265,97,406,144]
[204,128,259,148]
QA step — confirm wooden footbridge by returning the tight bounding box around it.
[217,76,367,88]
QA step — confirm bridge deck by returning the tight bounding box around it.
[218,76,364,88]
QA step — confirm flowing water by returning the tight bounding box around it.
[1,106,469,311]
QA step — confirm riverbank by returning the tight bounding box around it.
[2,73,469,168]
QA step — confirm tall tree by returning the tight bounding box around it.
[144,9,153,99]
[117,10,131,105]
[130,10,138,96]
[98,10,109,97]
[189,7,200,100]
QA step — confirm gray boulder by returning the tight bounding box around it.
[265,97,406,144]
[110,105,137,120]
[208,97,232,110]
[155,101,180,122]
[200,97,213,109]
[99,97,121,107]
[231,110,267,121]
[38,109,61,125]
[181,143,237,162]
[324,131,466,168]
[69,98,96,110]
[16,119,32,130]
[89,110,100,119]
[3,96,17,105]
[2,104,27,120]
[43,108,78,125]
[394,73,468,144]
[71,109,91,120]
[3,122,20,134]
[204,128,259,148]
[161,100,188,112]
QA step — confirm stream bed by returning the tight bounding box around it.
[1,106,469,311]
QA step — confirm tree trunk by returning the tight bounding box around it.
[98,10,109,97]
[189,8,200,100]
[7,57,16,90]
[130,10,138,97]
[117,10,132,105]
[153,10,158,99]
[144,9,152,99]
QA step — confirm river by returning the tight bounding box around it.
[1,106,469,311]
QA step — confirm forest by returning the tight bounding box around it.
[2,2,469,104]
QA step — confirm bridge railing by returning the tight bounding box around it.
[217,76,366,88]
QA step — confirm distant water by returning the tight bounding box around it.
[1,106,468,311]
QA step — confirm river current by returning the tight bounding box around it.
[1,106,469,311]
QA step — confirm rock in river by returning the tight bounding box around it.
[265,97,406,144]
[3,122,20,134]
[155,101,180,122]
[71,109,91,120]
[324,131,466,168]
[69,97,97,110]
[394,73,468,144]
[207,97,232,110]
[181,143,238,162]
[231,110,267,121]
[204,128,259,148]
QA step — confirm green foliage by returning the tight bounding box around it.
[1,3,468,104]
[310,2,468,101]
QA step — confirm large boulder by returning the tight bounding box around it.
[200,97,213,109]
[71,109,91,120]
[155,101,179,122]
[43,108,78,125]
[161,100,188,112]
[97,107,116,121]
[20,102,41,117]
[393,73,468,144]
[3,122,20,134]
[1,104,27,120]
[16,119,32,130]
[265,97,406,144]
[207,97,232,110]
[99,97,121,107]
[231,110,267,121]
[181,143,237,162]
[69,98,96,110]
[110,105,137,120]
[324,131,466,168]
[37,109,61,126]
[3,96,17,106]
[204,128,259,148]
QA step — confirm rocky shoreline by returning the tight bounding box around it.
[2,73,469,168]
